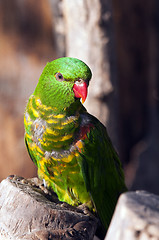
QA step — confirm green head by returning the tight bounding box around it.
[34,57,92,111]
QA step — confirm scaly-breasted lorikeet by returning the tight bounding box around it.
[24,57,127,234]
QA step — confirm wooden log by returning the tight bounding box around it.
[0,175,98,240]
[105,191,159,240]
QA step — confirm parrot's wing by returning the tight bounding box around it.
[78,113,127,230]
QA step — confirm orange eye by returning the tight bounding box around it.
[55,72,64,81]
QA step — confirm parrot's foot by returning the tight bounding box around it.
[60,202,71,208]
[77,203,94,217]
[60,202,89,214]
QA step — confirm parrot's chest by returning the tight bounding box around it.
[24,98,92,207]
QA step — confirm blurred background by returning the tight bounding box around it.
[0,0,159,194]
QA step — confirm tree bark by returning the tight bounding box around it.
[0,176,98,240]
[106,191,159,240]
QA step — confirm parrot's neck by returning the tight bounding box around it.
[26,95,85,151]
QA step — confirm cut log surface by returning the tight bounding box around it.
[105,191,159,240]
[0,176,98,240]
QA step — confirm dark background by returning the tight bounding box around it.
[0,0,159,194]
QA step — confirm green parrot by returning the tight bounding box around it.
[24,57,127,235]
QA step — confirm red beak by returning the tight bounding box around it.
[73,81,88,104]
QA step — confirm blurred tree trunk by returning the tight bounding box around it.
[62,0,119,147]
[48,0,65,57]
[130,0,159,194]
[112,0,159,193]
[112,0,150,165]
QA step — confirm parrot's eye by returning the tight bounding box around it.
[55,72,64,81]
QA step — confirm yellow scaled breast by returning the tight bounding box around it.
[25,95,91,208]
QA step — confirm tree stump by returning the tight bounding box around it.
[0,175,98,240]
[105,191,159,240]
